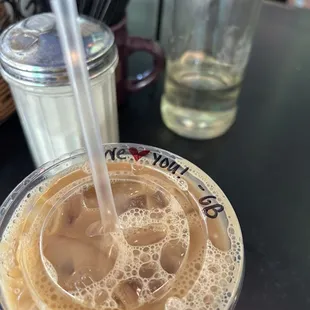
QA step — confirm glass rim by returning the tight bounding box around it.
[0,142,244,309]
[0,143,181,216]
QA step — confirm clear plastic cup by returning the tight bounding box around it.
[0,143,244,310]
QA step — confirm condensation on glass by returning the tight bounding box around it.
[160,0,262,140]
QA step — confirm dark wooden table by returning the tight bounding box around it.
[1,2,310,309]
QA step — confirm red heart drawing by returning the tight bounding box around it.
[129,147,150,162]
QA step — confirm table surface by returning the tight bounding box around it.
[1,2,310,309]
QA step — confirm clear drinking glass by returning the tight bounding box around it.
[160,0,262,139]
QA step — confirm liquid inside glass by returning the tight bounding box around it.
[161,52,242,139]
[0,154,243,310]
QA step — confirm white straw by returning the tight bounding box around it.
[50,0,119,231]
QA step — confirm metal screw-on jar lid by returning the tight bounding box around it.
[0,13,118,86]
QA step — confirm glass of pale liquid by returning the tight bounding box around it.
[161,0,262,139]
[0,143,244,309]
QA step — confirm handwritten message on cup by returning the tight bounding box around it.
[105,147,225,219]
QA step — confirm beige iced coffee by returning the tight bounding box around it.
[0,145,244,309]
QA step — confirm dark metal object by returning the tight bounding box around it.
[39,0,130,26]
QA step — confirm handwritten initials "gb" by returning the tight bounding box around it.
[198,195,224,219]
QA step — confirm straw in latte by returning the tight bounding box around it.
[50,0,119,231]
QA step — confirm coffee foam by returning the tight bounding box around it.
[0,159,243,310]
[39,179,191,309]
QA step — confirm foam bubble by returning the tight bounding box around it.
[0,158,243,310]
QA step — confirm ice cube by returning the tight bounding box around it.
[81,187,99,209]
[169,187,194,214]
[46,206,100,241]
[113,278,143,309]
[148,191,169,209]
[148,279,165,293]
[128,195,147,210]
[124,224,167,246]
[112,181,145,215]
[43,236,74,279]
[160,240,187,274]
[94,289,109,305]
[139,262,158,278]
[45,194,83,235]
[64,266,107,291]
[85,221,105,237]
[43,235,117,289]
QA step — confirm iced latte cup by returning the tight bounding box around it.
[0,144,244,310]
